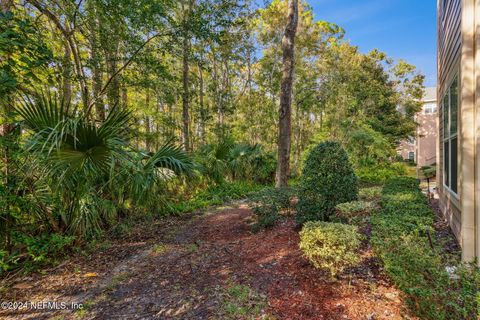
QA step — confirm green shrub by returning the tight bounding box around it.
[168,181,264,214]
[297,141,358,223]
[371,177,480,319]
[356,162,407,184]
[299,221,361,277]
[250,187,295,231]
[358,186,382,201]
[0,233,75,273]
[335,200,375,222]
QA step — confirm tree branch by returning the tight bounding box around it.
[86,31,171,115]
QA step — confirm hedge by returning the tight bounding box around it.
[371,177,480,319]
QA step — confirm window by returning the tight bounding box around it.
[408,151,415,161]
[424,103,437,114]
[443,76,458,194]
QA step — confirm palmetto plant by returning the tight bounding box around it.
[196,139,276,184]
[16,93,193,238]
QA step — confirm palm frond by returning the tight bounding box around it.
[16,93,67,132]
[146,143,195,175]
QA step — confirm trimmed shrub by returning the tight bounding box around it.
[299,221,361,277]
[250,187,295,231]
[335,200,375,223]
[297,141,358,223]
[371,177,480,319]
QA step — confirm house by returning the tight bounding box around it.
[397,88,438,167]
[438,0,479,263]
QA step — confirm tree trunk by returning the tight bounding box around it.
[145,89,151,152]
[90,15,104,120]
[28,0,89,109]
[0,0,14,137]
[0,0,14,250]
[105,47,120,108]
[182,35,190,151]
[62,42,72,108]
[198,61,206,145]
[275,0,298,188]
[181,1,193,152]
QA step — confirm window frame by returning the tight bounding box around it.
[424,103,437,114]
[408,151,415,161]
[442,75,459,196]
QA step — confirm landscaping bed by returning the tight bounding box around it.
[0,202,410,320]
[371,177,480,320]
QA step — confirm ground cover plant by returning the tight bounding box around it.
[355,162,408,184]
[358,186,383,201]
[371,177,480,319]
[334,200,375,223]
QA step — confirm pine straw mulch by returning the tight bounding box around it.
[0,202,414,320]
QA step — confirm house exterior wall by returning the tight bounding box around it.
[416,93,438,167]
[437,0,480,263]
[396,92,437,166]
[416,109,438,167]
[397,140,415,161]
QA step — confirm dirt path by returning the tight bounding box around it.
[0,202,411,319]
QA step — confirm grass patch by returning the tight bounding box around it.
[221,283,268,319]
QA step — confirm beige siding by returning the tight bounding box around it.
[438,0,461,90]
[438,0,462,241]
[438,0,480,263]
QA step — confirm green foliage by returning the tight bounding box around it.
[0,0,427,278]
[297,141,358,223]
[335,200,375,223]
[346,123,396,167]
[371,177,480,319]
[196,139,276,185]
[355,162,407,184]
[1,233,74,272]
[299,221,361,277]
[168,181,264,214]
[249,187,295,231]
[0,10,52,102]
[420,165,436,179]
[358,186,382,201]
[15,93,193,238]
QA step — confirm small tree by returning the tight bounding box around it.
[297,141,358,223]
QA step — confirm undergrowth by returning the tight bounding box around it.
[371,177,480,319]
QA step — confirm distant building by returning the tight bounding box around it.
[397,87,438,167]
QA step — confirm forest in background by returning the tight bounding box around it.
[0,0,424,272]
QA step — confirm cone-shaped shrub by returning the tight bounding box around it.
[297,141,358,223]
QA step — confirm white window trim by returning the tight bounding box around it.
[443,75,459,197]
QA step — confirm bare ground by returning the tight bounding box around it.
[0,202,413,320]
